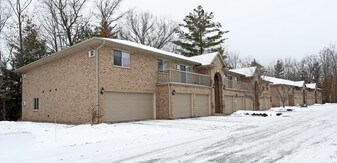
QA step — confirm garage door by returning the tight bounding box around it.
[174,94,192,118]
[195,94,209,117]
[259,98,265,110]
[224,96,233,114]
[259,98,268,110]
[245,98,253,110]
[104,92,154,123]
[236,96,244,111]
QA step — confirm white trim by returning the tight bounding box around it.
[113,49,131,68]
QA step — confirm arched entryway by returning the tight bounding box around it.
[214,72,223,113]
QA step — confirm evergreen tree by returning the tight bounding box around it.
[75,24,95,44]
[274,60,285,78]
[11,18,48,68]
[173,5,228,57]
[3,18,48,121]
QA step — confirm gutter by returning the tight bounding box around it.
[95,40,106,123]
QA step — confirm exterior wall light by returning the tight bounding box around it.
[100,87,105,94]
[172,89,176,95]
[223,85,226,90]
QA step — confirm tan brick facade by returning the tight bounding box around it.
[20,39,216,124]
[19,38,273,124]
[22,47,96,124]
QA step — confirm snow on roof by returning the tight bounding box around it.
[101,38,200,64]
[263,76,305,87]
[189,52,218,65]
[15,37,222,73]
[306,83,316,89]
[229,67,257,77]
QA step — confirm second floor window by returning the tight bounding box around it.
[114,50,130,68]
[158,59,169,72]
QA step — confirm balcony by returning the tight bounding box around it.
[224,79,251,90]
[158,69,211,87]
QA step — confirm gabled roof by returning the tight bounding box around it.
[262,76,305,87]
[189,52,224,66]
[15,37,230,73]
[229,67,257,77]
[15,37,204,73]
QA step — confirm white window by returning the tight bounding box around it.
[114,50,130,68]
[158,59,169,72]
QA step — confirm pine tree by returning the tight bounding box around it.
[173,5,228,57]
[11,18,48,68]
[4,18,48,121]
[274,60,285,78]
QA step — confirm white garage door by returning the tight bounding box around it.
[195,94,210,117]
[236,96,244,111]
[104,92,154,123]
[245,98,253,110]
[259,98,268,110]
[224,96,233,114]
[259,99,264,110]
[174,94,192,118]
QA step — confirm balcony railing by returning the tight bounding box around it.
[158,69,211,87]
[224,79,251,90]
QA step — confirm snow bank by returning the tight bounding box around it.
[1,104,337,162]
[232,110,283,117]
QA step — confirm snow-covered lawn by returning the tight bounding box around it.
[1,104,337,163]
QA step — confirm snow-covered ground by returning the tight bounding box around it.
[1,104,337,163]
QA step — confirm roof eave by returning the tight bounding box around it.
[15,37,102,73]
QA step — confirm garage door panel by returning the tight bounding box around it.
[174,94,192,118]
[195,94,209,117]
[245,98,253,110]
[104,92,154,122]
[236,96,244,111]
[224,96,233,114]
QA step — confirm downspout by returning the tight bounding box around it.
[95,40,106,123]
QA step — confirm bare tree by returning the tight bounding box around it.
[39,0,64,52]
[240,56,254,68]
[225,51,241,69]
[0,0,10,34]
[7,0,32,55]
[120,11,178,50]
[46,0,88,47]
[283,57,297,80]
[241,67,267,110]
[277,85,291,108]
[95,0,129,38]
[319,44,337,102]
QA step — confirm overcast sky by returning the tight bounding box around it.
[121,0,337,64]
